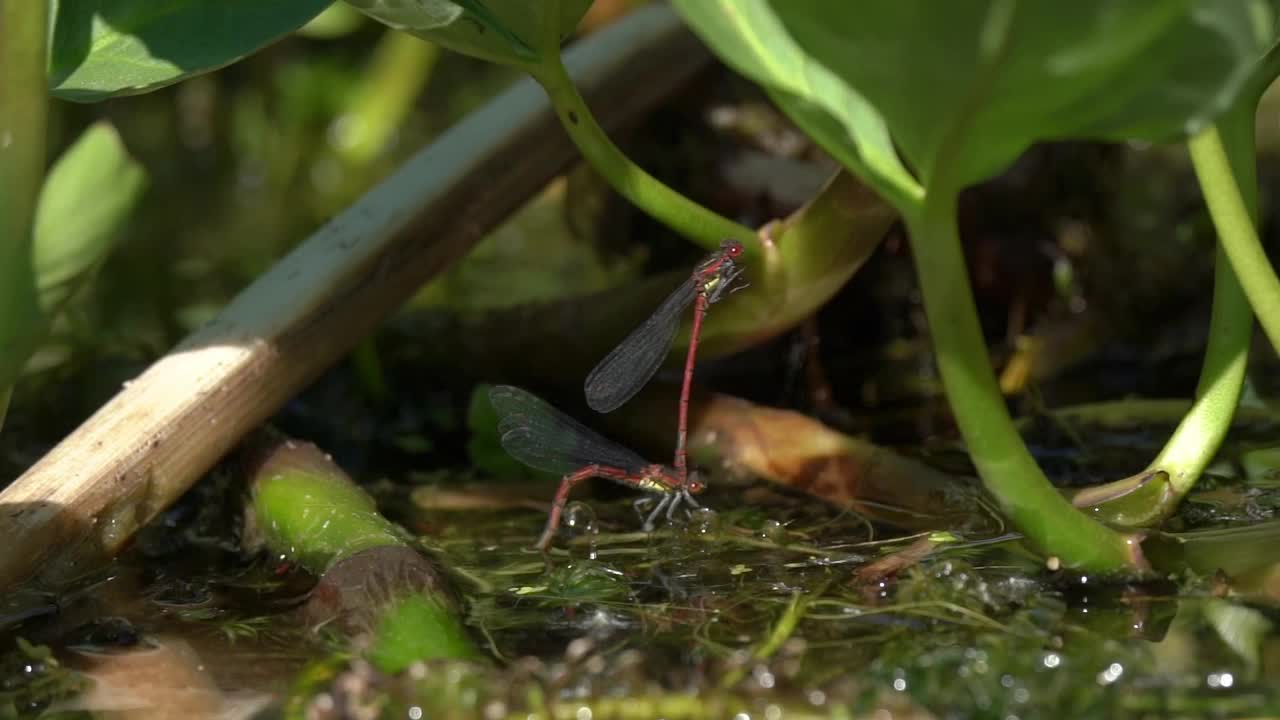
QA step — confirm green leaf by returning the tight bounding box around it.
[0,123,144,395]
[297,2,366,40]
[49,0,333,102]
[34,122,147,314]
[672,0,923,211]
[766,0,1273,191]
[1204,598,1272,677]
[344,0,593,68]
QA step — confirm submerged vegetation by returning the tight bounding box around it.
[3,0,1280,717]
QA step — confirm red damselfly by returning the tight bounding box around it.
[583,239,745,485]
[490,384,705,551]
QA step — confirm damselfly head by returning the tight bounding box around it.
[719,239,744,259]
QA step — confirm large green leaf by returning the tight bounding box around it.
[766,0,1273,191]
[672,0,921,211]
[49,0,332,102]
[34,122,147,314]
[344,0,593,68]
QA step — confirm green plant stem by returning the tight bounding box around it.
[369,594,481,671]
[531,54,756,254]
[0,0,49,392]
[1146,249,1248,498]
[331,30,440,167]
[774,170,896,290]
[904,193,1139,572]
[0,0,46,245]
[246,433,480,665]
[0,386,10,433]
[1148,109,1258,509]
[1190,126,1280,352]
[718,588,816,689]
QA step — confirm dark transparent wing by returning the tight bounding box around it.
[583,277,697,413]
[489,385,650,476]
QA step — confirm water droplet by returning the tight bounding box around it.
[563,502,598,558]
[687,506,720,535]
[752,664,775,689]
[1207,671,1233,688]
[564,502,596,534]
[566,637,594,663]
[1096,661,1123,685]
[759,519,785,542]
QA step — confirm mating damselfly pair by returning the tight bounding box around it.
[490,239,746,550]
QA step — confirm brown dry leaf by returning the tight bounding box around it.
[688,392,995,532]
[55,636,272,720]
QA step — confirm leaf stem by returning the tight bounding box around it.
[1148,108,1257,508]
[1190,125,1280,352]
[904,193,1141,572]
[531,54,756,254]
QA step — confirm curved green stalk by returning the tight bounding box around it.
[774,170,896,286]
[1146,108,1258,510]
[1191,126,1280,352]
[904,193,1141,572]
[1145,248,1248,500]
[0,0,49,405]
[530,54,756,254]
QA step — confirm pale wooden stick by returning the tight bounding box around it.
[0,6,709,590]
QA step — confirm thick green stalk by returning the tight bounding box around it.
[368,595,481,671]
[775,170,896,286]
[905,193,1140,572]
[1190,126,1280,353]
[0,0,46,247]
[247,434,480,664]
[1148,109,1257,507]
[0,0,49,398]
[531,54,756,254]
